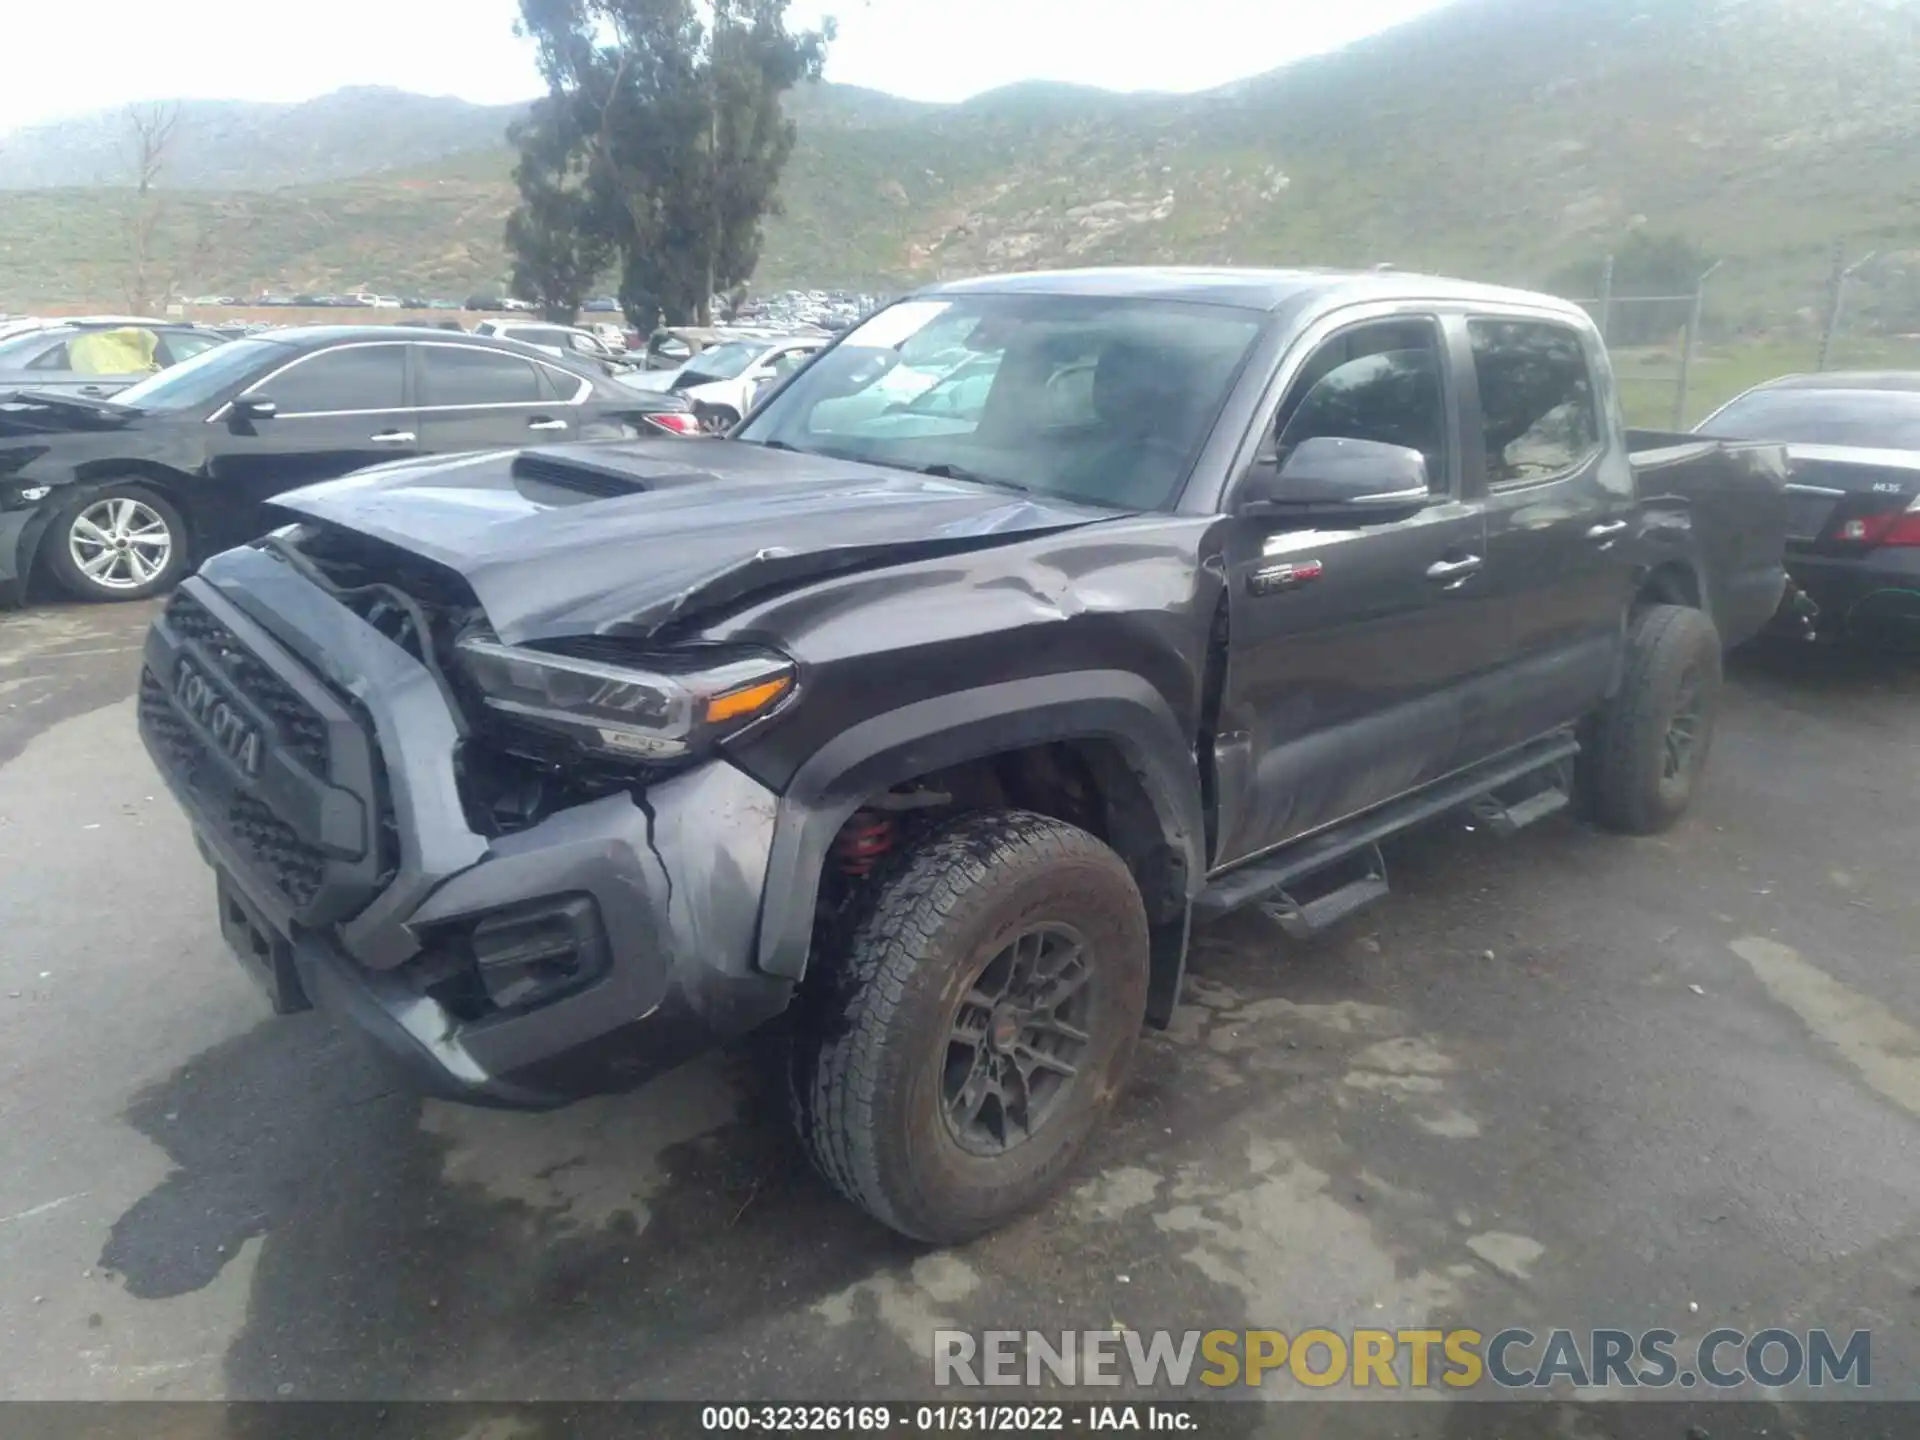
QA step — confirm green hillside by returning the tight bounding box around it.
[4,0,1919,332]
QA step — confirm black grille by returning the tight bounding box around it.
[226,793,326,908]
[139,669,202,777]
[140,670,327,909]
[165,592,330,775]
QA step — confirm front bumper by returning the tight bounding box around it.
[1787,546,1920,637]
[0,501,50,607]
[138,548,794,1108]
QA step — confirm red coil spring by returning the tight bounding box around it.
[834,810,896,877]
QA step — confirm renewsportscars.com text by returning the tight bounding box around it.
[933,1327,1871,1391]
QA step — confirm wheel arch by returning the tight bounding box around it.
[753,670,1205,984]
[34,465,197,575]
[1636,558,1705,613]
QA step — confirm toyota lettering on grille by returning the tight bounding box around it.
[174,657,264,776]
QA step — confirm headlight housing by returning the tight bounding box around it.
[456,637,795,760]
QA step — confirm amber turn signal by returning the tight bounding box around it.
[703,674,793,724]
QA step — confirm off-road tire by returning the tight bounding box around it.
[791,809,1150,1243]
[43,482,189,602]
[1588,603,1723,834]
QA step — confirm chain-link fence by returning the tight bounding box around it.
[1564,248,1920,430]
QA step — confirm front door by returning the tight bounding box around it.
[1458,316,1638,757]
[204,341,416,548]
[414,343,580,453]
[1211,315,1498,868]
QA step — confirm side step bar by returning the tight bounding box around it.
[1196,730,1580,932]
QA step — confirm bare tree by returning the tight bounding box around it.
[123,103,182,314]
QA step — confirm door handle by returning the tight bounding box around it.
[527,418,569,432]
[1425,555,1483,585]
[370,430,416,444]
[1586,520,1629,540]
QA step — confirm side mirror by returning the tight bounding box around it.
[232,396,278,422]
[1239,436,1430,520]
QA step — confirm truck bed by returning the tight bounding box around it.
[1627,430,1791,647]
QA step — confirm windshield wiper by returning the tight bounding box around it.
[741,441,1030,496]
[914,462,1030,495]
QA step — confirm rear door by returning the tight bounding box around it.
[414,342,583,452]
[1460,315,1638,756]
[204,340,416,543]
[1212,312,1497,867]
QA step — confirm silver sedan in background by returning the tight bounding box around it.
[0,321,232,398]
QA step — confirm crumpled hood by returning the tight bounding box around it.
[271,438,1119,643]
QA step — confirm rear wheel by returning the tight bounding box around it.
[44,483,189,602]
[791,810,1149,1243]
[1588,603,1723,834]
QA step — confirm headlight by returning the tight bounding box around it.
[457,637,795,760]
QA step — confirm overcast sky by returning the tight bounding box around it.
[1,0,1449,134]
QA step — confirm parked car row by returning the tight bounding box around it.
[622,329,834,426]
[0,326,699,604]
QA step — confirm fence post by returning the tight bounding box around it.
[1817,249,1878,372]
[1673,260,1721,429]
[1596,255,1615,344]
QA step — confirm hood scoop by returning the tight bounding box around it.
[511,449,673,499]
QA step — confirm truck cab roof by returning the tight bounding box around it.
[917,265,1594,323]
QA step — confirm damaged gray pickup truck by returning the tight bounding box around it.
[138,268,1790,1241]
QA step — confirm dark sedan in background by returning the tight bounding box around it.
[1697,372,1920,641]
[0,326,700,604]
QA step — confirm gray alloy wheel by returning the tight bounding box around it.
[67,496,175,591]
[44,484,190,602]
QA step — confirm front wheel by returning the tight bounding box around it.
[1587,604,1723,834]
[791,810,1150,1243]
[44,484,189,602]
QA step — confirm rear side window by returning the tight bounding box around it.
[258,344,407,414]
[1469,320,1601,485]
[419,346,544,406]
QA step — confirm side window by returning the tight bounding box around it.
[767,347,813,381]
[27,341,69,371]
[159,332,224,366]
[1272,319,1448,491]
[263,345,407,414]
[1468,319,1600,486]
[419,346,544,406]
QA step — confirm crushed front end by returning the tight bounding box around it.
[136,528,796,1107]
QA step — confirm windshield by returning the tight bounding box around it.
[735,295,1263,510]
[112,337,287,412]
[1698,387,1920,450]
[680,341,763,382]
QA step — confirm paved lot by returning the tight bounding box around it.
[2,599,1917,1432]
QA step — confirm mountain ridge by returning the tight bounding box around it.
[0,87,533,190]
[2,0,1917,328]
